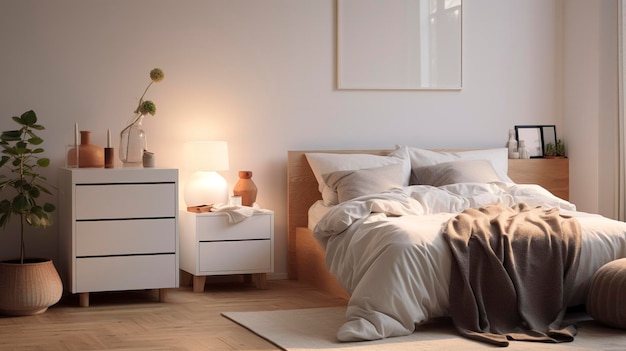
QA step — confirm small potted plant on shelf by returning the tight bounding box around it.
[545,140,566,158]
[555,139,566,157]
[0,110,62,316]
[545,142,556,158]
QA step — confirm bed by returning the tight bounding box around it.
[287,146,626,345]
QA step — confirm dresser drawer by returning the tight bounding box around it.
[76,218,176,256]
[75,254,177,293]
[75,183,176,220]
[196,213,272,241]
[199,240,271,273]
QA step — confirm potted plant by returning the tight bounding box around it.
[544,140,566,159]
[555,139,565,157]
[0,110,62,316]
[545,142,556,158]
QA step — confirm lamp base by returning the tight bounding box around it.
[186,205,213,213]
[184,171,228,207]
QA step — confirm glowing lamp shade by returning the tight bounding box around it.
[183,141,229,207]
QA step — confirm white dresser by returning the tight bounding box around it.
[179,210,274,292]
[58,168,179,306]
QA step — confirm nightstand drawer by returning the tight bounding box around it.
[76,254,177,293]
[76,218,176,256]
[199,240,271,272]
[75,183,176,220]
[196,213,272,241]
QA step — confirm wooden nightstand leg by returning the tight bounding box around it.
[79,292,89,307]
[158,288,168,302]
[193,275,207,293]
[252,273,267,289]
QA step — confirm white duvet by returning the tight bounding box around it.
[312,182,626,342]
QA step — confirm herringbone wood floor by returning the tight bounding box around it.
[0,277,347,351]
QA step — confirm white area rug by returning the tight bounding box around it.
[222,306,626,351]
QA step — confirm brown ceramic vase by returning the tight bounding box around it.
[67,131,105,168]
[233,171,258,206]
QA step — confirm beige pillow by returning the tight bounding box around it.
[306,147,410,205]
[322,163,404,203]
[412,160,501,187]
[399,146,513,184]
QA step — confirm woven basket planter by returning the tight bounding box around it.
[0,259,63,316]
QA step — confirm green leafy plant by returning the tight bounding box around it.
[555,139,565,157]
[0,110,55,263]
[545,142,556,157]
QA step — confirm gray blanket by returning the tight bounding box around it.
[443,202,582,347]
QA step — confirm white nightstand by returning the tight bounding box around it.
[58,168,179,307]
[179,210,274,292]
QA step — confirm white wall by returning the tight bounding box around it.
[0,0,584,277]
[564,1,601,214]
[563,0,618,217]
[598,1,619,218]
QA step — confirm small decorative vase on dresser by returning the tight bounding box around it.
[119,115,146,167]
[233,171,258,206]
[67,131,105,168]
[179,209,274,292]
[57,167,179,307]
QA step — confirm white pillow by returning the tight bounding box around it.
[323,163,404,203]
[306,147,410,206]
[400,146,513,184]
[412,160,502,187]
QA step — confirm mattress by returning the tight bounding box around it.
[308,200,333,230]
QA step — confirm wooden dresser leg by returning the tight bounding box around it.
[252,273,267,289]
[193,275,206,293]
[158,288,168,302]
[79,292,89,307]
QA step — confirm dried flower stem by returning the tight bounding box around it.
[120,68,163,163]
[132,81,154,115]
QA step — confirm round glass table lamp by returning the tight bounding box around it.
[183,141,229,207]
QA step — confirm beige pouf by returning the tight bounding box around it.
[587,258,626,329]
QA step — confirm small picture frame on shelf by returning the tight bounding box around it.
[515,125,543,158]
[514,125,558,158]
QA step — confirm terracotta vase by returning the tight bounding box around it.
[67,131,105,168]
[233,171,258,206]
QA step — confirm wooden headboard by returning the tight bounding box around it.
[287,150,390,279]
[286,149,569,280]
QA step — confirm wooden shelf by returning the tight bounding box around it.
[507,158,569,200]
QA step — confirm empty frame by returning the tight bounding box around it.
[337,0,462,90]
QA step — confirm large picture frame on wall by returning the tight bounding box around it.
[336,0,463,90]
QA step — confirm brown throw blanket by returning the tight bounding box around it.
[443,202,582,347]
